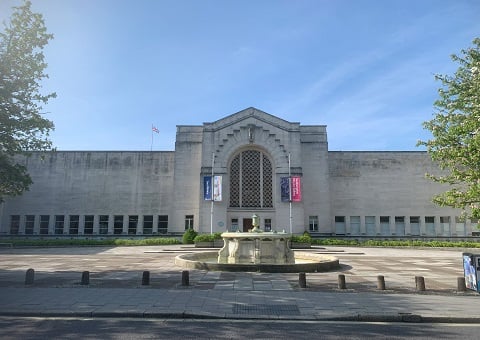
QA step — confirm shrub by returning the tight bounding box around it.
[311,239,360,246]
[193,232,224,243]
[182,228,198,244]
[291,234,312,243]
[194,234,215,242]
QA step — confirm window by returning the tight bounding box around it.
[128,216,138,235]
[455,216,466,236]
[10,215,20,234]
[158,215,168,234]
[264,218,272,232]
[350,216,360,235]
[395,216,405,236]
[229,149,273,208]
[230,218,239,232]
[380,216,390,236]
[410,216,420,236]
[309,216,318,232]
[69,215,79,234]
[99,215,109,235]
[40,215,49,235]
[335,216,346,235]
[440,216,451,236]
[25,215,35,235]
[84,215,94,235]
[365,216,376,236]
[114,215,124,234]
[54,215,65,234]
[471,218,479,236]
[143,215,153,234]
[185,215,194,230]
[425,216,435,235]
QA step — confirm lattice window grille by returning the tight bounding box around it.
[229,150,273,208]
[230,156,240,207]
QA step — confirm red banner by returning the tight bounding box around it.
[291,176,302,202]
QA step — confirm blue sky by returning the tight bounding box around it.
[1,0,479,151]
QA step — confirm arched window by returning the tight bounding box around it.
[230,150,273,208]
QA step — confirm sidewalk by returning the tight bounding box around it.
[0,245,479,323]
[0,286,479,323]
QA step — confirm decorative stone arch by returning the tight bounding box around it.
[228,146,274,209]
[214,124,290,172]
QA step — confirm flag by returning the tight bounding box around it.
[152,125,159,133]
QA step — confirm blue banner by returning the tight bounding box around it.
[281,177,290,202]
[204,176,212,200]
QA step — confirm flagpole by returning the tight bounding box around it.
[151,125,154,151]
[289,153,292,234]
[210,152,215,235]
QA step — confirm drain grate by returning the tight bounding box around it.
[233,304,300,316]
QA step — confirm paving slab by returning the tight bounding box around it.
[0,245,479,322]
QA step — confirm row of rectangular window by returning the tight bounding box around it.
[308,215,476,236]
[9,215,169,235]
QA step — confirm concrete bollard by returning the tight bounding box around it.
[457,277,467,292]
[415,276,425,291]
[377,275,386,290]
[338,274,346,289]
[142,271,150,286]
[81,271,90,285]
[181,270,189,286]
[25,268,35,285]
[299,272,307,288]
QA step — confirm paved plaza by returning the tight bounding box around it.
[0,245,479,321]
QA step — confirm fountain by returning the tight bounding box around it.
[217,214,295,264]
[175,214,340,273]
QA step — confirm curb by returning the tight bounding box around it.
[1,311,479,323]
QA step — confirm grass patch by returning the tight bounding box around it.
[3,237,479,248]
[1,237,181,247]
[312,238,480,248]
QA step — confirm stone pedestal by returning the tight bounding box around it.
[217,232,295,264]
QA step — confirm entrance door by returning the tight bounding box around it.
[243,218,252,232]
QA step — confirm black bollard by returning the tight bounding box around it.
[181,270,189,286]
[415,276,425,291]
[338,274,346,289]
[377,275,386,290]
[299,272,307,288]
[25,268,35,285]
[457,277,467,292]
[142,271,150,286]
[81,271,90,285]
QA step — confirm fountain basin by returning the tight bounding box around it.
[218,232,295,265]
[175,251,339,273]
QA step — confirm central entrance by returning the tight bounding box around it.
[243,218,252,232]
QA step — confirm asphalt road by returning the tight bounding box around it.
[1,317,480,340]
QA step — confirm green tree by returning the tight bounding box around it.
[418,38,480,220]
[0,1,56,202]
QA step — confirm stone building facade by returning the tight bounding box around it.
[0,107,477,237]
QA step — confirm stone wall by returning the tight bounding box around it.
[327,151,471,236]
[0,151,175,235]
